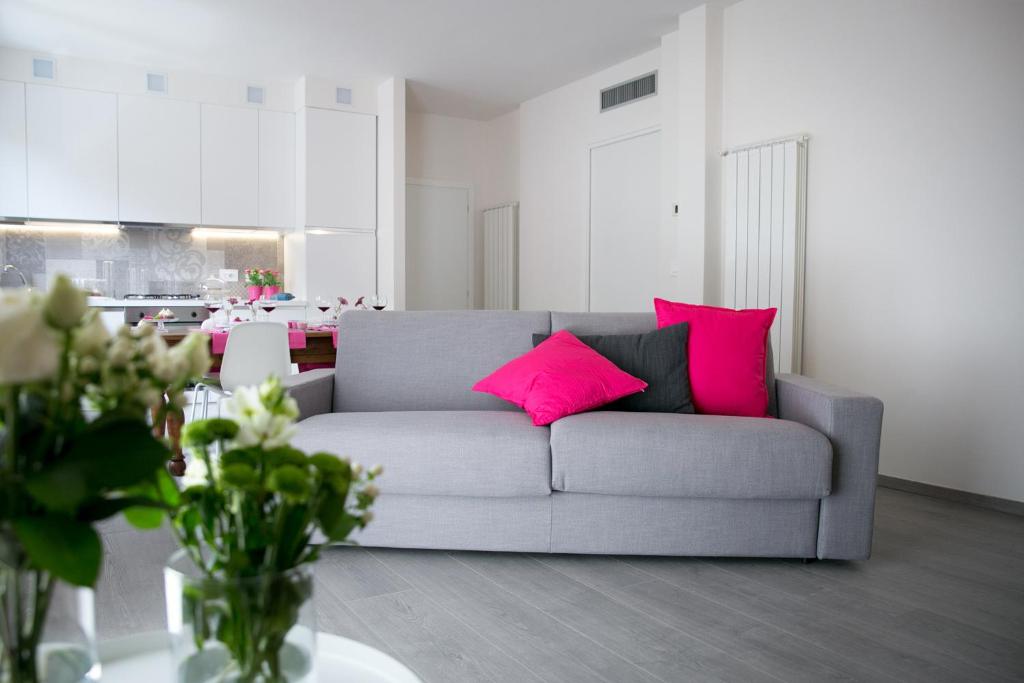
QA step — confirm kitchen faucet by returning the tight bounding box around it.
[1,264,28,288]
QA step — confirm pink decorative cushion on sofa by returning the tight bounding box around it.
[654,298,776,418]
[472,330,648,426]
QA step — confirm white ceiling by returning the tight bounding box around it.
[0,0,703,120]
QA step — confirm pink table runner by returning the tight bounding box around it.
[205,328,312,355]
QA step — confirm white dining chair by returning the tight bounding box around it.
[191,322,292,421]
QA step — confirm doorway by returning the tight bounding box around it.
[588,129,661,312]
[406,181,472,310]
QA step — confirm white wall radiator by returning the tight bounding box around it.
[723,136,808,374]
[484,202,519,310]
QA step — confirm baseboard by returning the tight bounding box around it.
[878,475,1024,517]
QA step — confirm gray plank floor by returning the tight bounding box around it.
[97,487,1024,682]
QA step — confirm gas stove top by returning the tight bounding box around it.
[122,293,200,300]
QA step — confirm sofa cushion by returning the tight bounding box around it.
[550,412,832,499]
[291,411,552,497]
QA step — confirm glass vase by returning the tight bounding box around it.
[164,550,316,683]
[0,566,99,683]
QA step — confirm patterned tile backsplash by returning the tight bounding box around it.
[0,227,283,299]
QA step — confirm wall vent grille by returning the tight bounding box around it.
[600,71,657,112]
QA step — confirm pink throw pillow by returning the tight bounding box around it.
[653,298,776,418]
[473,330,648,426]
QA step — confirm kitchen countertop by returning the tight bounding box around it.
[88,297,309,308]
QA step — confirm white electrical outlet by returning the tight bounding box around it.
[220,269,239,282]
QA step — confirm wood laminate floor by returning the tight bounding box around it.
[97,487,1024,682]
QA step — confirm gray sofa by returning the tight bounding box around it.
[285,310,883,560]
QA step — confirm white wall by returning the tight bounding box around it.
[517,45,704,312]
[405,109,518,307]
[719,0,1024,502]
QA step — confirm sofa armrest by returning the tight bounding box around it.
[282,368,335,420]
[776,374,884,560]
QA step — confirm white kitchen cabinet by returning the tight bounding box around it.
[305,230,376,302]
[0,80,27,218]
[26,84,118,221]
[302,108,375,230]
[258,110,295,229]
[118,95,201,225]
[201,104,258,227]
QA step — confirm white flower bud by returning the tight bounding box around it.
[368,464,383,477]
[361,511,374,524]
[44,274,88,330]
[351,462,363,476]
[363,484,380,499]
[0,289,59,384]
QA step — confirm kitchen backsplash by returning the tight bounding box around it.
[0,227,283,299]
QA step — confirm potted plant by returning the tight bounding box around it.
[243,269,263,302]
[261,271,281,300]
[164,377,379,683]
[0,276,210,683]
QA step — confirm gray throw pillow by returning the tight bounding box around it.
[532,323,694,414]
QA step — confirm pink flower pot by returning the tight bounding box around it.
[246,285,263,302]
[262,285,280,299]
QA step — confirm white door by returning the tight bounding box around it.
[588,130,661,312]
[118,94,201,224]
[406,183,471,310]
[201,103,258,227]
[26,84,118,221]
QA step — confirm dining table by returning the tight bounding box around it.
[161,326,339,368]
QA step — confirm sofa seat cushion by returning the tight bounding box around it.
[291,411,551,498]
[550,412,832,499]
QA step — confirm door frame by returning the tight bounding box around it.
[406,178,475,309]
[585,125,661,312]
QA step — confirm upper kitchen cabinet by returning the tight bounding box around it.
[301,108,375,230]
[0,80,27,218]
[118,95,201,225]
[258,110,295,229]
[26,84,118,221]
[201,104,258,227]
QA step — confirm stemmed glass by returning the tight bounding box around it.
[204,296,223,327]
[260,299,277,321]
[368,294,388,311]
[314,296,332,325]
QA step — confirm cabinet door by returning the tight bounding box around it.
[304,108,375,230]
[258,110,295,229]
[26,85,117,221]
[0,80,27,218]
[201,104,257,227]
[306,231,376,302]
[118,95,200,224]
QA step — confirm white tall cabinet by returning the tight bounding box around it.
[26,84,118,221]
[300,108,376,230]
[258,110,295,229]
[118,95,201,224]
[201,104,258,227]
[0,80,27,218]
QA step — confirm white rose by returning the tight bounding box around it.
[74,312,110,358]
[0,289,60,384]
[45,274,88,330]
[222,384,297,448]
[107,337,135,369]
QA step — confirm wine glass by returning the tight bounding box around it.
[260,300,277,321]
[368,294,388,311]
[204,296,223,327]
[314,296,332,325]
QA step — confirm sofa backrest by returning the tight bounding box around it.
[334,310,551,412]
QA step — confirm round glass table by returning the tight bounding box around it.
[98,631,421,683]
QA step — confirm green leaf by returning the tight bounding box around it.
[12,514,102,586]
[181,419,238,448]
[25,418,170,511]
[123,505,165,529]
[77,495,167,522]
